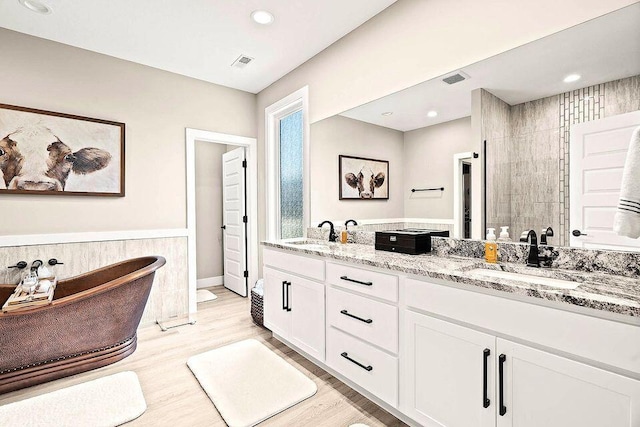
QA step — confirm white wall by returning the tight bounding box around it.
[195,141,226,280]
[256,0,635,246]
[310,115,404,223]
[403,117,473,219]
[0,28,256,236]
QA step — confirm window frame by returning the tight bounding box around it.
[265,86,310,240]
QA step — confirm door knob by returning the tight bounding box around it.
[572,229,587,237]
[221,225,226,230]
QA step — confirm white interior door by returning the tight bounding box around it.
[570,111,640,250]
[222,147,247,296]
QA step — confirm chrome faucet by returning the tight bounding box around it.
[318,221,338,242]
[519,230,540,267]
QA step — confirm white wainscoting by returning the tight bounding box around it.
[0,230,189,326]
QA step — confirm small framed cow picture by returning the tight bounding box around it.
[0,103,125,197]
[339,155,389,200]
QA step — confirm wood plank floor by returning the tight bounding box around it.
[0,287,406,426]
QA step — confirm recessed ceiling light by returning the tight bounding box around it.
[381,112,393,116]
[251,10,274,25]
[18,0,52,14]
[563,74,581,83]
[427,111,438,118]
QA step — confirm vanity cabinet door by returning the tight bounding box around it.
[263,267,291,339]
[289,275,325,361]
[496,338,640,427]
[401,310,496,427]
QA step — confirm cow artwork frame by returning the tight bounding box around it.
[0,103,125,197]
[339,155,389,200]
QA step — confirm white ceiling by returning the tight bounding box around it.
[0,0,397,93]
[341,4,640,131]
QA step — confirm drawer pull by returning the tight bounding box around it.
[482,348,490,408]
[340,275,373,286]
[340,309,373,324]
[341,352,373,372]
[499,354,507,416]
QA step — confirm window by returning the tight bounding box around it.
[265,87,309,240]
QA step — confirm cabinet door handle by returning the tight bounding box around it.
[483,348,491,408]
[340,309,373,324]
[499,353,507,416]
[340,352,373,371]
[286,281,292,312]
[282,281,287,311]
[340,275,373,286]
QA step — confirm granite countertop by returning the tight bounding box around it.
[262,239,640,318]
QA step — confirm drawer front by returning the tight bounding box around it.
[327,287,398,353]
[326,326,398,407]
[326,262,398,302]
[263,248,325,281]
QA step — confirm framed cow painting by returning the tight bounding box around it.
[0,103,125,197]
[339,155,389,200]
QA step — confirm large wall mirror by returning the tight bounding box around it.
[309,4,640,251]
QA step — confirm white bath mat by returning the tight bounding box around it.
[197,289,218,303]
[0,371,146,427]
[187,339,317,427]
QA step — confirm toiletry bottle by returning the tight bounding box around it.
[498,226,511,242]
[340,229,348,244]
[485,228,498,263]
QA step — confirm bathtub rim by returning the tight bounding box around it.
[0,255,166,317]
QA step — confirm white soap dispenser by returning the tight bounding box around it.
[498,226,511,242]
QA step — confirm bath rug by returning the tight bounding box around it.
[197,289,218,303]
[0,371,146,427]
[187,339,317,427]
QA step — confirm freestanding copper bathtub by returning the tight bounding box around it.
[0,256,165,394]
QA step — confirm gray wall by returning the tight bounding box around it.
[195,141,227,280]
[403,117,473,219]
[310,115,404,223]
[0,28,256,236]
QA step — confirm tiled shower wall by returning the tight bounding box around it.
[484,75,640,245]
[0,236,189,326]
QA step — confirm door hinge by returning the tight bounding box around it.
[243,215,248,223]
[243,270,249,278]
[242,159,247,168]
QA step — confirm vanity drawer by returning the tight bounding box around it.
[263,248,325,281]
[326,326,398,407]
[326,262,398,302]
[327,287,398,353]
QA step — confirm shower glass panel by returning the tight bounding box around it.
[279,109,304,239]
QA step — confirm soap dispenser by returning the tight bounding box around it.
[498,226,511,242]
[485,228,498,263]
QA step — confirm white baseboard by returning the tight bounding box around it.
[197,276,224,289]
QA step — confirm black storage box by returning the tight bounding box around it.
[375,229,450,255]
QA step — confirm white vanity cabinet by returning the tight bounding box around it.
[263,265,325,361]
[263,246,640,427]
[496,338,640,427]
[402,310,496,427]
[402,277,640,427]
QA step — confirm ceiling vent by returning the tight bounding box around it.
[442,71,470,85]
[231,55,254,69]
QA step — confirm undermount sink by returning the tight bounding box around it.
[468,268,581,290]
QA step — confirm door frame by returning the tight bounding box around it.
[186,128,258,315]
[453,152,475,238]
